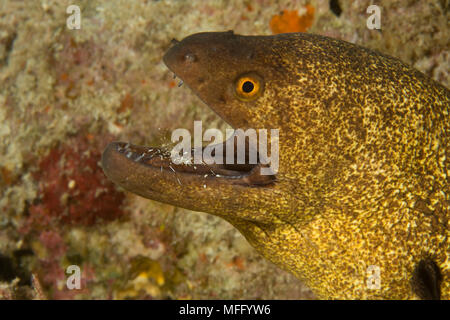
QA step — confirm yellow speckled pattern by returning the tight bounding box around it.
[102,32,449,299]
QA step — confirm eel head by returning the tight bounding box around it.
[102,32,302,227]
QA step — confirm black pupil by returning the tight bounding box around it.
[242,81,254,93]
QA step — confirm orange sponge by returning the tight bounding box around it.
[270,5,315,34]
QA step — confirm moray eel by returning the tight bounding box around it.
[102,31,449,299]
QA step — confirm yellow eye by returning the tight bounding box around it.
[235,74,263,101]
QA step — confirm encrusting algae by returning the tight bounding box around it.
[0,0,448,300]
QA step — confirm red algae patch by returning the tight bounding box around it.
[23,135,125,230]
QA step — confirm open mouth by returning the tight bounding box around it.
[104,131,276,187]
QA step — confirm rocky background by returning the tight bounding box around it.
[0,0,448,299]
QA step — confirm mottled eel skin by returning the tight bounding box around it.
[102,32,449,299]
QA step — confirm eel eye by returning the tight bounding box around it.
[235,73,263,101]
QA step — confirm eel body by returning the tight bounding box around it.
[102,32,449,299]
